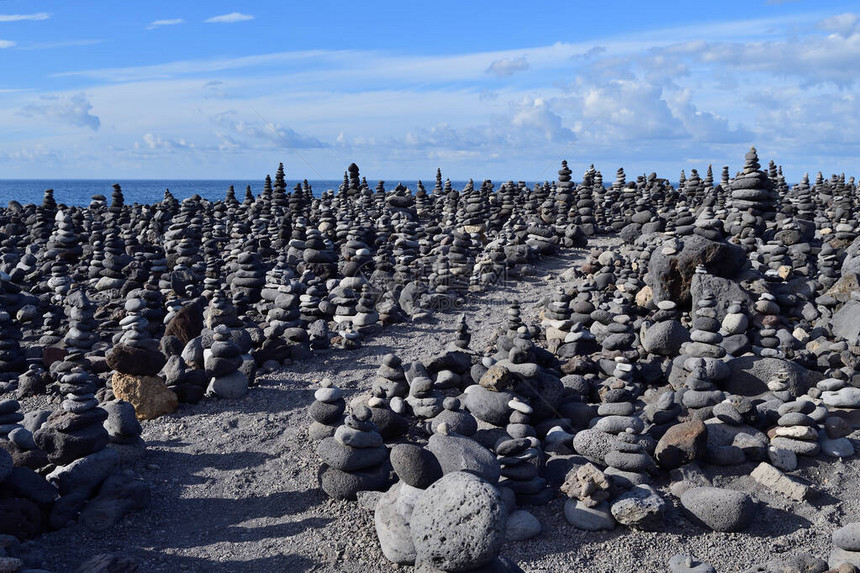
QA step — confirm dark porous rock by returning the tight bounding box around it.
[159,335,184,358]
[0,498,42,539]
[724,356,821,398]
[391,444,443,489]
[410,471,506,572]
[106,344,166,377]
[646,234,747,306]
[573,429,615,465]
[610,484,666,531]
[0,447,10,482]
[34,418,110,466]
[80,470,151,531]
[47,448,120,497]
[5,466,58,509]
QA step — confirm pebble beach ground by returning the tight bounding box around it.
[21,240,860,573]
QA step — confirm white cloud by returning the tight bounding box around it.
[0,13,50,22]
[204,12,254,24]
[136,133,194,150]
[511,97,574,143]
[0,40,15,49]
[147,18,184,30]
[20,93,100,131]
[818,13,859,37]
[486,56,529,77]
[210,111,328,149]
[16,39,103,50]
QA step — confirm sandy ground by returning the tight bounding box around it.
[17,241,860,573]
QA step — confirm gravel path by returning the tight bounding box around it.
[25,240,860,573]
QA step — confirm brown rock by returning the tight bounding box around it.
[106,344,166,376]
[635,285,654,309]
[111,373,178,420]
[655,420,707,469]
[42,346,67,368]
[164,303,204,345]
[479,364,513,392]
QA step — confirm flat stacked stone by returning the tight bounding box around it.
[317,404,390,500]
[677,292,726,413]
[308,379,345,440]
[62,288,99,357]
[405,361,444,419]
[34,368,109,465]
[496,435,550,505]
[204,325,249,399]
[769,401,823,458]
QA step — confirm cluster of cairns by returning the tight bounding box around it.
[0,148,859,569]
[300,149,860,571]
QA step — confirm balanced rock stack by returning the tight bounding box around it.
[204,324,249,399]
[34,368,109,465]
[107,300,176,420]
[308,378,345,440]
[728,147,777,233]
[317,404,390,500]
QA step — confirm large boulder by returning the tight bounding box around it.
[723,356,821,398]
[410,471,507,571]
[690,273,755,323]
[646,235,747,307]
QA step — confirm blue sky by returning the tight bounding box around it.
[1,1,859,182]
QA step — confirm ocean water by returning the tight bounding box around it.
[0,179,492,207]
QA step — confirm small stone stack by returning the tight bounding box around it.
[720,300,751,356]
[405,363,444,419]
[205,324,248,399]
[34,368,110,465]
[372,354,409,402]
[604,427,657,491]
[496,435,551,505]
[769,401,822,458]
[107,300,176,420]
[678,293,727,413]
[62,288,100,357]
[308,379,345,440]
[317,404,390,500]
[728,147,777,235]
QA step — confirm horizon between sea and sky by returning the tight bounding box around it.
[0,1,859,185]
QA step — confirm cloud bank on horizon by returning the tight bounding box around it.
[0,0,858,183]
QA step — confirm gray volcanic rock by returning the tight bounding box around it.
[680,486,756,532]
[646,235,747,306]
[724,356,821,398]
[410,471,506,571]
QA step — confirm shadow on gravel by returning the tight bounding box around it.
[152,490,330,549]
[132,547,321,572]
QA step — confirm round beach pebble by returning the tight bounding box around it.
[834,522,860,551]
[390,444,442,489]
[680,486,756,532]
